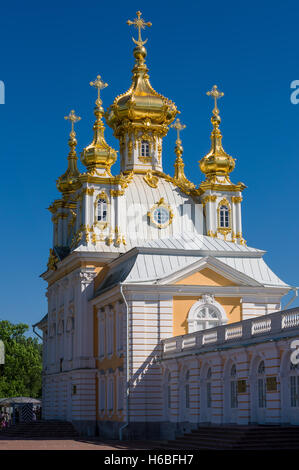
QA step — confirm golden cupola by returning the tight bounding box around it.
[81,75,117,176]
[56,110,82,197]
[105,11,178,172]
[199,85,235,181]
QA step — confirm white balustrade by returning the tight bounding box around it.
[251,319,272,335]
[182,336,196,349]
[282,312,299,329]
[225,325,243,340]
[164,340,177,353]
[202,331,217,344]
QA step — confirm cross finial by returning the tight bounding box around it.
[171,118,186,142]
[90,75,108,106]
[207,85,224,115]
[127,11,152,46]
[64,109,81,135]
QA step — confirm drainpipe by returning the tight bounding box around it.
[119,284,129,441]
[284,287,299,310]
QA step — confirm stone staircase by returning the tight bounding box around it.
[161,425,299,450]
[0,420,79,439]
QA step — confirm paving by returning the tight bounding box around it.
[0,438,162,450]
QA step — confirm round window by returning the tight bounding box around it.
[153,207,170,226]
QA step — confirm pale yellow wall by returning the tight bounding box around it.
[175,267,237,287]
[173,296,242,336]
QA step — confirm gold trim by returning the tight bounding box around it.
[231,196,243,203]
[143,170,159,188]
[94,190,109,229]
[217,198,231,237]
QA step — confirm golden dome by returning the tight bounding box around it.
[105,12,178,137]
[199,85,235,179]
[56,110,81,197]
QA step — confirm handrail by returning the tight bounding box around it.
[161,307,299,359]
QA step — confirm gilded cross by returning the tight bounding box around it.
[127,11,152,46]
[90,75,108,105]
[171,118,186,141]
[64,109,81,134]
[207,85,224,114]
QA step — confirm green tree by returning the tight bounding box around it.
[0,321,42,398]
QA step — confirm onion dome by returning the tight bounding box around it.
[56,110,81,197]
[81,75,117,176]
[199,85,235,179]
[105,11,178,137]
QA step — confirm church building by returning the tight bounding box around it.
[35,12,299,439]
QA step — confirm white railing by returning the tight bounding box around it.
[251,319,272,335]
[202,331,218,344]
[182,336,196,349]
[282,312,299,329]
[164,340,177,353]
[162,307,299,358]
[225,325,243,340]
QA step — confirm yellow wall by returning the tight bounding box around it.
[173,267,242,336]
[173,296,242,336]
[175,267,237,287]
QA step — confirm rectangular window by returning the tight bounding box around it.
[185,384,190,409]
[99,379,106,411]
[258,379,266,408]
[107,378,114,411]
[231,381,238,408]
[290,376,299,407]
[99,314,105,357]
[207,383,211,408]
[117,377,124,411]
[141,141,150,157]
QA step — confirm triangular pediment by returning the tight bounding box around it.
[175,267,237,287]
[157,256,262,287]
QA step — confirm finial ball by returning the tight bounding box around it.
[133,45,147,60]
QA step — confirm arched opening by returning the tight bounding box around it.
[179,368,190,422]
[200,365,212,423]
[224,361,238,423]
[250,357,267,424]
[188,296,227,333]
[97,198,108,222]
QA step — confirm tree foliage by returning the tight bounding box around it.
[0,321,42,398]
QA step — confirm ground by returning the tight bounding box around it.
[0,438,163,450]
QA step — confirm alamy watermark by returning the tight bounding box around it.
[0,81,4,104]
[290,80,299,104]
[290,340,299,365]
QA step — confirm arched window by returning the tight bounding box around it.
[258,360,267,409]
[207,367,212,409]
[97,198,107,222]
[141,141,150,157]
[230,364,238,409]
[219,205,230,228]
[188,296,227,333]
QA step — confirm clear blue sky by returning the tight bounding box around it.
[0,0,298,333]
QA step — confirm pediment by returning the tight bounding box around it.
[158,256,262,287]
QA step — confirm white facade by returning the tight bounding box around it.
[35,13,296,439]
